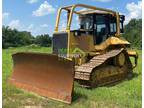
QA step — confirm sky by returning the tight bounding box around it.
[2,0,142,36]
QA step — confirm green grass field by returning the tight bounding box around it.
[2,46,142,108]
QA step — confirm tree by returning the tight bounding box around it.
[123,19,142,49]
[35,34,52,47]
[2,26,34,48]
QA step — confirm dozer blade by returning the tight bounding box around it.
[9,52,74,104]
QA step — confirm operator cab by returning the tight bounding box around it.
[75,13,125,45]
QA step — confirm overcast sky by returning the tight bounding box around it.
[2,0,142,36]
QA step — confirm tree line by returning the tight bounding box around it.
[2,18,142,49]
[2,26,52,49]
[123,19,142,49]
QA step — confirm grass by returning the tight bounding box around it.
[2,46,142,108]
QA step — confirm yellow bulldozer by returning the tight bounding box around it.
[9,4,138,104]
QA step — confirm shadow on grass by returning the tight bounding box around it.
[127,72,139,80]
[72,91,87,103]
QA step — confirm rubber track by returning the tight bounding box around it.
[74,48,124,80]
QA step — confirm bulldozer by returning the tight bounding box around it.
[9,4,138,104]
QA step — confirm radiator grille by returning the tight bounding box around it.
[52,32,68,56]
